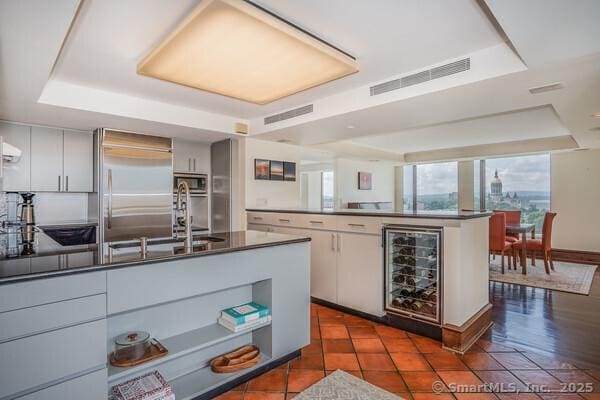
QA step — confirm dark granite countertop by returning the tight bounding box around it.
[0,230,310,284]
[246,207,492,220]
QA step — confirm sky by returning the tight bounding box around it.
[406,154,551,195]
[485,154,550,193]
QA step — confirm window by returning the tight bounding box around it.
[483,154,551,231]
[412,162,458,211]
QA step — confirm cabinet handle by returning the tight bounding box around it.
[331,233,336,251]
[252,216,263,220]
[66,176,69,192]
[278,218,290,222]
[193,158,196,171]
[337,234,341,252]
[58,175,61,191]
[188,158,191,171]
[309,220,323,224]
[108,169,113,229]
[348,223,365,227]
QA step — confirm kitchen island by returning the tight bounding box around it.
[0,230,310,400]
[247,207,491,354]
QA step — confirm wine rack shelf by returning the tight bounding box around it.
[384,226,442,323]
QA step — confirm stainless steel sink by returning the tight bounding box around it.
[109,236,224,250]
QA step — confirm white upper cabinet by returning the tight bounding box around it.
[173,139,210,173]
[63,130,93,192]
[31,127,64,192]
[0,122,31,192]
[2,122,93,193]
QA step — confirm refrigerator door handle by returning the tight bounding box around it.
[107,168,113,229]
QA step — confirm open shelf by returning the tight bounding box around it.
[108,320,271,384]
[171,353,272,400]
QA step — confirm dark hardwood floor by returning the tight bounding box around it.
[486,269,600,370]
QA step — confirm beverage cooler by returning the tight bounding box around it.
[383,225,442,324]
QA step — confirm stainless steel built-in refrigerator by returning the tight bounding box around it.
[90,129,173,243]
[210,139,232,233]
[383,225,442,324]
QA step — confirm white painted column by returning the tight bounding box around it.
[394,166,404,211]
[458,161,474,211]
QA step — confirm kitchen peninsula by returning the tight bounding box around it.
[0,230,310,400]
[247,208,491,354]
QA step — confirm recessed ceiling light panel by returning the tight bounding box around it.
[138,0,358,104]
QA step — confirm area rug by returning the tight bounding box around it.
[294,370,404,400]
[489,258,597,295]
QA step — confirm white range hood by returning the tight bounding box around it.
[1,138,22,163]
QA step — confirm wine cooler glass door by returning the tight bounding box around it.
[385,226,441,323]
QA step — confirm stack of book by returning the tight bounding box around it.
[218,302,271,332]
[110,370,174,400]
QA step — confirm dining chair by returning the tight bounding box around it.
[512,212,557,274]
[489,212,513,274]
[493,209,521,243]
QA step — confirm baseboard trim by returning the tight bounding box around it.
[551,248,600,265]
[492,249,600,265]
[311,297,442,341]
[442,303,493,355]
[311,297,386,324]
[195,350,300,400]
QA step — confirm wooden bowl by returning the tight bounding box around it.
[210,345,260,373]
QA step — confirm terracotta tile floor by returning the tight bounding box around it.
[216,303,600,399]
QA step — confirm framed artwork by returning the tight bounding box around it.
[255,159,270,180]
[270,160,284,181]
[283,162,296,181]
[358,172,372,190]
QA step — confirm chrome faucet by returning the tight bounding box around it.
[176,181,193,252]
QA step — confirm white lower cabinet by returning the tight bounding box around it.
[248,213,385,316]
[307,229,337,304]
[16,368,107,400]
[0,319,106,399]
[336,232,384,316]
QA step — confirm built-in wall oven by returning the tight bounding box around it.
[173,172,208,195]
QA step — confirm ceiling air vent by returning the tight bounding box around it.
[528,82,564,94]
[370,57,471,96]
[264,104,314,125]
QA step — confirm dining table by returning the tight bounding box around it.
[506,223,536,274]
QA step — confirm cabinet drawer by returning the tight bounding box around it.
[0,294,106,343]
[0,319,107,399]
[297,214,337,230]
[336,216,383,235]
[247,223,272,232]
[0,272,106,313]
[247,212,273,225]
[270,212,303,227]
[16,368,107,400]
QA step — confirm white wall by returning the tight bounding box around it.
[334,158,396,208]
[33,192,89,224]
[551,149,600,252]
[245,139,302,208]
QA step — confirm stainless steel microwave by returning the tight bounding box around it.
[173,173,208,195]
